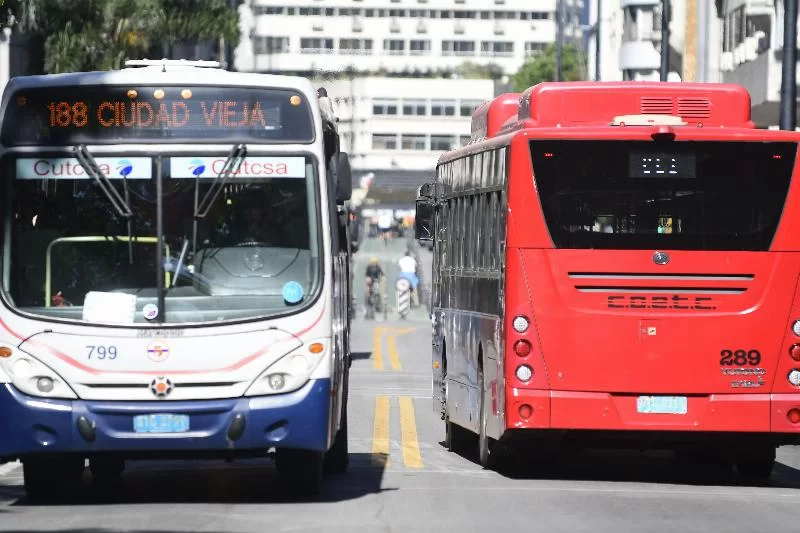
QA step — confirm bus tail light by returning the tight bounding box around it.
[518,404,533,419]
[790,344,800,361]
[514,340,531,357]
[515,365,533,382]
[788,369,800,387]
[792,320,800,336]
[512,315,529,333]
[788,409,800,424]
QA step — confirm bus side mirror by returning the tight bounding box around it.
[332,152,352,204]
[415,199,435,241]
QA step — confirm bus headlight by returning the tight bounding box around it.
[0,345,77,400]
[244,340,328,397]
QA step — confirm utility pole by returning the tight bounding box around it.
[660,0,671,81]
[556,0,564,81]
[595,0,602,81]
[781,0,798,130]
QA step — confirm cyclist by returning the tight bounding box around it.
[364,257,384,316]
[397,250,419,307]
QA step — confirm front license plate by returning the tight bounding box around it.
[636,396,688,415]
[133,414,190,433]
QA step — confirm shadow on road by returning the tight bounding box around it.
[439,439,800,490]
[3,453,392,507]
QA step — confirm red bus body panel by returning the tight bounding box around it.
[492,83,800,436]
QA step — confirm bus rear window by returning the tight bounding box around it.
[530,140,797,251]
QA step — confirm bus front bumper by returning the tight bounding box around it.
[0,379,331,462]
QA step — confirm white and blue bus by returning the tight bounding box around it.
[0,59,353,500]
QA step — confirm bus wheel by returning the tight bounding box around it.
[324,404,349,475]
[23,457,85,503]
[736,447,776,483]
[477,365,495,469]
[276,448,324,497]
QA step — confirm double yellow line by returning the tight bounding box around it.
[372,326,416,371]
[372,395,423,469]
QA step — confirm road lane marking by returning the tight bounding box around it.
[372,395,390,466]
[399,396,424,469]
[387,334,402,371]
[372,326,384,371]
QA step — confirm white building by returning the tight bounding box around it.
[717,0,789,127]
[320,77,494,172]
[235,0,584,77]
[587,0,722,83]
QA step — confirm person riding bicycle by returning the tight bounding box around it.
[397,250,419,307]
[364,257,384,312]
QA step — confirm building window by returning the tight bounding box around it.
[431,99,456,116]
[460,100,483,117]
[340,38,373,54]
[431,135,457,151]
[480,41,514,57]
[373,134,398,150]
[299,7,323,16]
[253,6,284,15]
[300,38,334,53]
[402,99,427,115]
[253,36,290,54]
[410,39,431,55]
[442,40,475,56]
[384,39,405,55]
[372,99,399,115]
[401,134,427,150]
[454,10,477,19]
[524,42,547,57]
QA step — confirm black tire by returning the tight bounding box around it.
[23,457,85,504]
[324,379,349,475]
[477,364,495,469]
[276,448,324,497]
[736,447,776,483]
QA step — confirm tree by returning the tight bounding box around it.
[4,0,239,73]
[511,43,585,92]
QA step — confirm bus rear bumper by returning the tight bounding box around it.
[0,379,331,462]
[508,389,800,434]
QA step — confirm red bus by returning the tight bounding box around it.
[414,82,800,481]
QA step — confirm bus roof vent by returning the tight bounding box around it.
[678,97,712,118]
[610,114,688,127]
[640,97,674,115]
[124,59,222,70]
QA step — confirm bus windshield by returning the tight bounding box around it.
[3,153,320,325]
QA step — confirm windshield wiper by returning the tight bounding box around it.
[194,144,247,219]
[74,145,133,217]
[74,145,135,263]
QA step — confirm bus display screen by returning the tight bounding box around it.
[629,152,696,179]
[1,85,315,146]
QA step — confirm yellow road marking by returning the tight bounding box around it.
[372,395,390,466]
[399,396,424,469]
[387,334,402,371]
[372,326,384,371]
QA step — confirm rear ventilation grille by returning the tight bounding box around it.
[640,97,674,115]
[678,98,711,118]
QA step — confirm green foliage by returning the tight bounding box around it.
[454,62,503,80]
[5,0,240,73]
[511,43,585,92]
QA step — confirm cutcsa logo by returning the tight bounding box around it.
[116,159,133,178]
[189,159,206,177]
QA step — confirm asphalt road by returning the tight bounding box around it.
[2,234,800,532]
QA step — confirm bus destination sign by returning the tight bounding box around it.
[2,86,314,146]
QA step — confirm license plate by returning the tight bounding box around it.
[133,414,190,433]
[636,396,688,415]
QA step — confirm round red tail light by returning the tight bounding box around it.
[788,408,800,424]
[519,404,533,419]
[514,340,531,357]
[790,344,800,361]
